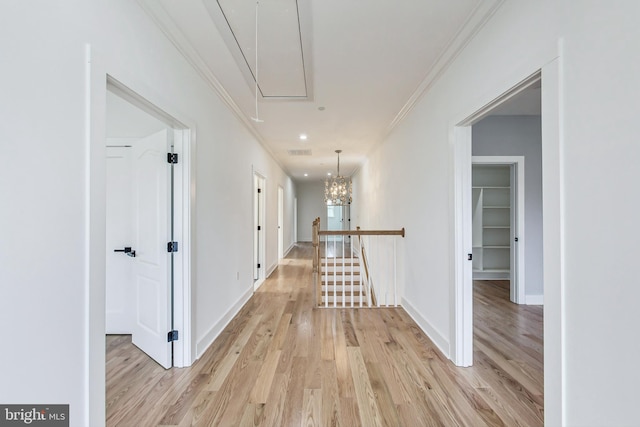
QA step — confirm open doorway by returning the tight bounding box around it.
[472,157,526,304]
[105,77,192,369]
[451,72,549,424]
[452,63,566,423]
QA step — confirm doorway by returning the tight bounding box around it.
[452,69,553,369]
[293,197,298,243]
[105,77,192,369]
[278,186,284,261]
[253,171,266,289]
[472,158,525,304]
[326,204,349,237]
[452,63,564,424]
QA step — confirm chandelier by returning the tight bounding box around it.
[324,150,352,205]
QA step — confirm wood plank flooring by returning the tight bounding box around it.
[106,244,543,426]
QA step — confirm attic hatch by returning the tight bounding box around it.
[209,0,313,100]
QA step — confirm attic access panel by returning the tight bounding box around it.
[215,0,310,99]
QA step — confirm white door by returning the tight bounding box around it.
[293,197,298,243]
[253,174,266,287]
[278,186,284,260]
[106,146,133,333]
[131,129,172,369]
[327,205,345,243]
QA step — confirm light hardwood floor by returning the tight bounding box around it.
[106,244,543,426]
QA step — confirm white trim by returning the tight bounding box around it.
[196,286,254,358]
[452,126,473,367]
[526,294,544,305]
[472,156,526,305]
[266,262,278,278]
[83,42,94,427]
[540,46,566,427]
[171,128,193,367]
[402,297,450,358]
[284,242,295,257]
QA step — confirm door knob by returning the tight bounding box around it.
[114,247,136,257]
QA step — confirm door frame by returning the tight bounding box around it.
[105,76,193,368]
[253,169,267,290]
[293,197,298,243]
[472,156,525,304]
[452,56,564,425]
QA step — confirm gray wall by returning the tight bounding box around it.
[473,116,543,298]
[296,181,327,241]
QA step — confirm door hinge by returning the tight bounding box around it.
[257,188,262,193]
[467,253,473,261]
[167,153,178,164]
[257,225,261,231]
[257,263,261,269]
[167,330,179,342]
[167,241,179,252]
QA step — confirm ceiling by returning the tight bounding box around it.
[137,0,508,181]
[489,85,541,116]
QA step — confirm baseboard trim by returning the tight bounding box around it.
[525,294,544,305]
[266,262,278,278]
[284,243,295,257]
[401,297,450,359]
[196,286,253,358]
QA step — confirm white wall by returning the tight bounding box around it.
[354,1,640,425]
[296,180,327,241]
[0,2,294,426]
[562,2,640,425]
[472,116,543,300]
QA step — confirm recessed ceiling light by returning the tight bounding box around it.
[304,173,308,177]
[299,134,307,140]
[327,172,332,176]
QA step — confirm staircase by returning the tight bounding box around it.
[320,257,373,307]
[312,217,404,308]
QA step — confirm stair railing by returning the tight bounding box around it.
[312,218,405,308]
[356,227,377,307]
[312,217,321,305]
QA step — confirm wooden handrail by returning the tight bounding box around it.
[318,228,405,237]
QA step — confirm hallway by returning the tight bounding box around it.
[106,243,542,426]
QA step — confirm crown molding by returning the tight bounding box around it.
[135,0,288,173]
[385,0,506,136]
